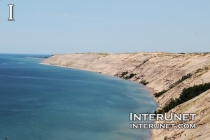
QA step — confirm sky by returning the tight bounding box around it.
[0,0,210,54]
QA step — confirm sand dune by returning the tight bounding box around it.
[41,52,210,140]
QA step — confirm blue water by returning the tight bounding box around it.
[0,54,157,140]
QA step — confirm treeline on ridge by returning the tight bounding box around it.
[155,82,210,114]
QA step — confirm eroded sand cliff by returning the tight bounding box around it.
[41,52,210,140]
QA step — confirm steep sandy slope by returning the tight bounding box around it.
[41,52,210,140]
[152,89,210,140]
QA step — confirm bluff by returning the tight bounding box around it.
[41,52,210,140]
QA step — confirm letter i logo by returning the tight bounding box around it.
[8,4,15,21]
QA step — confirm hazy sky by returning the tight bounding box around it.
[0,0,210,54]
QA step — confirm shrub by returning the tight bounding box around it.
[141,80,149,85]
[129,73,136,78]
[125,73,136,79]
[154,90,168,97]
[121,71,128,77]
[164,136,168,140]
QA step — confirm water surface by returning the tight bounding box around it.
[0,54,157,140]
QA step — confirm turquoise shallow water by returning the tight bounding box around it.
[0,54,157,140]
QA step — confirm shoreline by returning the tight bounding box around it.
[40,53,210,140]
[41,62,158,100]
[41,62,158,103]
[40,62,158,140]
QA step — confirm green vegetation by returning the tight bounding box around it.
[120,72,136,79]
[195,68,202,73]
[194,66,209,77]
[154,90,168,97]
[121,71,128,77]
[126,73,136,79]
[125,73,136,79]
[140,80,149,85]
[136,59,150,68]
[143,59,149,64]
[169,73,192,89]
[164,136,168,140]
[154,73,192,98]
[195,66,209,74]
[156,82,210,113]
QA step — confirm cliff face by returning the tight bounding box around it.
[41,52,210,140]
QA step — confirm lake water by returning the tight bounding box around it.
[0,54,157,140]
